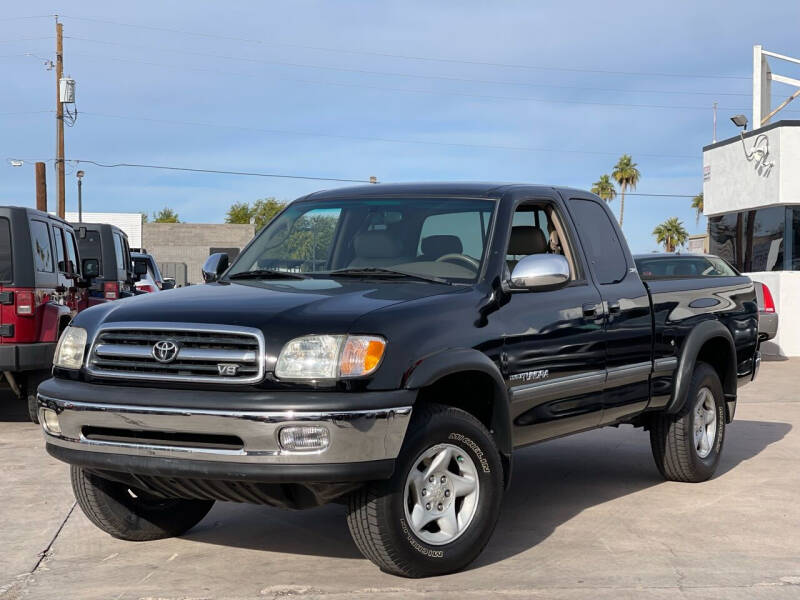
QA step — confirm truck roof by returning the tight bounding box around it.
[0,206,72,226]
[303,182,583,201]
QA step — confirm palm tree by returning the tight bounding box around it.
[691,192,704,223]
[591,174,617,203]
[611,154,641,229]
[653,217,689,253]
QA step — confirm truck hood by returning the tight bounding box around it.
[78,278,459,336]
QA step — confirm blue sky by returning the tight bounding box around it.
[2,0,800,252]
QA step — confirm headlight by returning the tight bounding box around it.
[275,334,386,380]
[53,326,88,370]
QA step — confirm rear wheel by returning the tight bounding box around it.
[71,466,214,541]
[347,403,503,577]
[27,393,39,424]
[649,362,726,482]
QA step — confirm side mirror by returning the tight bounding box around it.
[510,254,570,291]
[82,258,100,279]
[133,261,148,276]
[202,253,229,283]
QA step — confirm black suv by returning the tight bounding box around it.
[40,183,759,577]
[71,223,135,302]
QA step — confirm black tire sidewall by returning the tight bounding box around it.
[685,364,726,477]
[381,409,503,575]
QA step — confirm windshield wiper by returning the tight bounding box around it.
[327,267,452,285]
[228,269,308,280]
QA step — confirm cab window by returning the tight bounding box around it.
[54,227,68,273]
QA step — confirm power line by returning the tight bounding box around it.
[79,111,698,160]
[47,159,374,183]
[69,51,750,113]
[65,36,749,98]
[59,14,750,81]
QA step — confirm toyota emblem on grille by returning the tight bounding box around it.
[152,340,180,363]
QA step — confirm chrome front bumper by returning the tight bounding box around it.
[38,394,412,466]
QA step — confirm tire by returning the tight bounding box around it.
[650,362,726,482]
[347,403,504,578]
[71,466,214,541]
[27,394,40,424]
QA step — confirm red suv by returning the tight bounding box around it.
[1,207,93,421]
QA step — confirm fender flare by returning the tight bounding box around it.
[667,319,737,414]
[403,348,512,459]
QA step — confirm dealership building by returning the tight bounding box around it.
[702,47,800,356]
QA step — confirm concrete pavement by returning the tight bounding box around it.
[1,360,799,599]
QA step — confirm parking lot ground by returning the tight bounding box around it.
[2,360,799,600]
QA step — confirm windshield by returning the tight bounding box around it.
[227,197,496,283]
[635,256,738,279]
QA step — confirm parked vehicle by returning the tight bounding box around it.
[754,280,778,341]
[131,250,170,293]
[633,254,779,342]
[71,223,135,302]
[39,183,760,577]
[1,207,94,421]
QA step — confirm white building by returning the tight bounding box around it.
[702,46,800,356]
[64,212,143,248]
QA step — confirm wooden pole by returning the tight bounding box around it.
[55,17,65,218]
[35,162,47,212]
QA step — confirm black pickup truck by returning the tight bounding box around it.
[38,183,760,577]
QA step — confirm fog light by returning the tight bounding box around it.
[40,408,61,435]
[278,426,330,451]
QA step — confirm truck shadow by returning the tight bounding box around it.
[184,419,790,565]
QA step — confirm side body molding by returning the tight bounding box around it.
[403,348,512,458]
[667,319,737,415]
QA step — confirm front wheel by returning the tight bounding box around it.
[347,404,504,577]
[649,362,726,482]
[71,466,214,541]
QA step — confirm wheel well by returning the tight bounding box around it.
[696,337,736,398]
[415,370,511,487]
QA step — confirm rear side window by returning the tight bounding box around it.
[65,230,78,274]
[30,220,54,273]
[0,217,11,281]
[569,198,628,284]
[54,227,67,272]
[112,233,125,273]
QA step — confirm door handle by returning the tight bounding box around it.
[582,303,600,317]
[608,301,621,314]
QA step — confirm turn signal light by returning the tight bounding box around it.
[339,336,386,377]
[15,290,35,316]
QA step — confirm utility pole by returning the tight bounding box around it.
[35,162,47,212]
[55,16,65,218]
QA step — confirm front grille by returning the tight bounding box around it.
[86,323,264,384]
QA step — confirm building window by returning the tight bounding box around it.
[709,206,788,272]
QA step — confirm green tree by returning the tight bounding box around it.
[225,201,252,224]
[140,212,149,223]
[591,174,617,203]
[653,217,689,253]
[691,192,704,223]
[153,207,180,223]
[612,154,641,229]
[225,198,286,230]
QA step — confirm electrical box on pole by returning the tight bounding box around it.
[59,77,75,104]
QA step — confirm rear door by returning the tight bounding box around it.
[501,194,607,447]
[566,196,653,424]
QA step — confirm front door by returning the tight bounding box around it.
[500,199,607,448]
